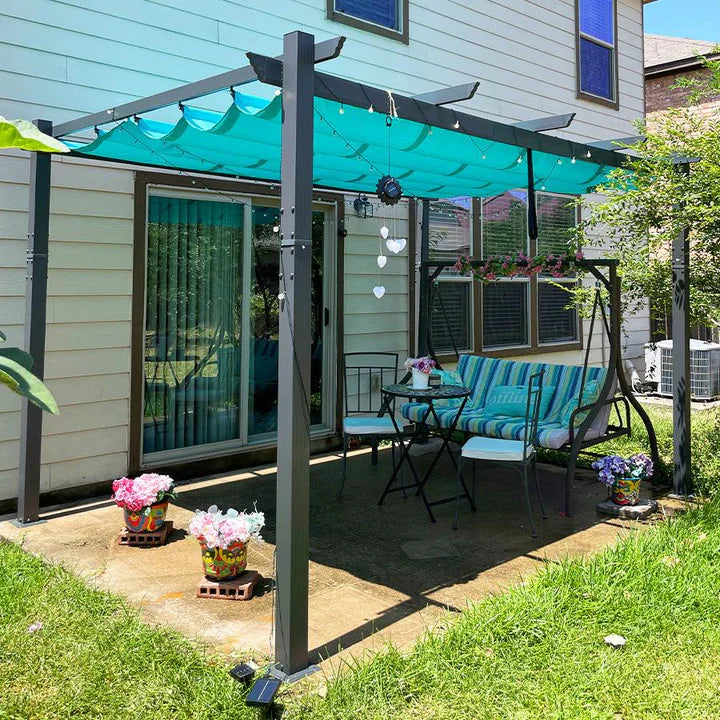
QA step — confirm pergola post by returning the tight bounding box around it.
[274,30,315,676]
[416,199,431,357]
[17,120,52,525]
[672,164,691,496]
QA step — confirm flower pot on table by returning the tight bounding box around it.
[611,478,641,506]
[411,368,430,390]
[200,540,248,581]
[124,500,168,532]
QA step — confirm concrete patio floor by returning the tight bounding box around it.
[0,445,661,670]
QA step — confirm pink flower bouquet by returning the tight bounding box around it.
[112,473,176,514]
[404,356,437,374]
[189,505,265,550]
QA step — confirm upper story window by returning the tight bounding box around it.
[576,0,618,108]
[327,0,409,44]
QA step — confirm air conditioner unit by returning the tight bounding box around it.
[644,339,720,400]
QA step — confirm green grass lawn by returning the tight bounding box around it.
[0,540,252,720]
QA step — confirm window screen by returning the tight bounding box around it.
[429,199,472,260]
[483,282,529,349]
[577,0,616,102]
[431,282,473,354]
[335,0,399,29]
[537,193,577,256]
[538,282,578,344]
[482,192,528,257]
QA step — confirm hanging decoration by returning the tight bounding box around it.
[377,254,387,268]
[386,237,407,254]
[454,250,584,282]
[373,285,386,299]
[376,174,403,205]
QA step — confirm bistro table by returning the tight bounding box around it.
[377,383,476,523]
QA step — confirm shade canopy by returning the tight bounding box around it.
[69,93,617,198]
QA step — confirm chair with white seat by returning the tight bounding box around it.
[339,352,406,497]
[455,370,547,536]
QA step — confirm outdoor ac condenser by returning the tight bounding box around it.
[644,339,720,400]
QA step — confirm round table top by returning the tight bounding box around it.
[381,383,472,400]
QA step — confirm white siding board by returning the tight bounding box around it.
[48,296,132,324]
[48,452,127,491]
[47,269,132,296]
[42,426,129,466]
[45,323,131,354]
[43,399,129,438]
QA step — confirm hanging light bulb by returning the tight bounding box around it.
[557,158,563,165]
[481,154,486,160]
[586,150,592,158]
[516,155,523,163]
[541,185,546,191]
[368,104,374,113]
[274,89,281,96]
[453,119,460,129]
[339,104,345,115]
[571,156,577,164]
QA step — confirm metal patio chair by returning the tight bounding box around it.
[339,351,406,498]
[454,370,547,536]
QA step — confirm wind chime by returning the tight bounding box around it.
[373,93,407,300]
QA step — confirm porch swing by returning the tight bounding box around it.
[417,162,659,515]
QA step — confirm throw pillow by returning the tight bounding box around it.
[560,380,601,427]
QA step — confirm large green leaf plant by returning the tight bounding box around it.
[0,331,58,414]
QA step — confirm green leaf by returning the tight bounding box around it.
[0,116,69,153]
[0,347,33,370]
[0,355,59,414]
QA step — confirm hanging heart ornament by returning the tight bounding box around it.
[372,285,386,299]
[386,237,407,254]
[377,254,387,268]
[380,225,389,240]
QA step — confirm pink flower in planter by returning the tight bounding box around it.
[189,505,264,549]
[112,473,176,512]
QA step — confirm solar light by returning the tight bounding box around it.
[229,663,256,685]
[245,675,281,710]
[376,175,403,206]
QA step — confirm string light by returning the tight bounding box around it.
[516,154,523,164]
[586,150,592,158]
[571,156,577,164]
[274,89,281,96]
[557,158,563,165]
[453,120,460,129]
[368,104,374,113]
[339,103,345,115]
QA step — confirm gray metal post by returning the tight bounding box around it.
[672,164,691,496]
[17,120,53,524]
[417,199,431,357]
[274,31,315,676]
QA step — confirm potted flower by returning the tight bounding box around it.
[404,356,437,390]
[189,505,264,581]
[112,473,176,532]
[592,454,654,506]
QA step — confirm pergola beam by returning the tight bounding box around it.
[247,53,627,169]
[412,82,479,106]
[52,36,345,139]
[513,113,575,132]
[587,135,645,150]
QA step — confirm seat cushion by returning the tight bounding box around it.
[343,416,398,435]
[461,436,533,462]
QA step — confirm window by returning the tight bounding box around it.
[428,199,473,354]
[425,192,580,359]
[576,0,617,106]
[327,0,409,43]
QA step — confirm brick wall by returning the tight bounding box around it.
[646,66,720,116]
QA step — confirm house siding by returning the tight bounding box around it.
[0,0,646,501]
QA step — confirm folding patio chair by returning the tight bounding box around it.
[339,352,406,498]
[455,370,547,536]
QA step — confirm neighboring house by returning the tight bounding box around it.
[644,33,720,342]
[0,0,652,507]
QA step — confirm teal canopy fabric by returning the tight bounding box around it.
[69,93,615,198]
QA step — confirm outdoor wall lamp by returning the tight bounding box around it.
[353,193,373,218]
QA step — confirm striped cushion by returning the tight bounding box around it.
[400,354,610,449]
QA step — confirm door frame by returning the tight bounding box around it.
[129,171,345,474]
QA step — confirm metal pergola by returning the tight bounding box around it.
[16,30,692,677]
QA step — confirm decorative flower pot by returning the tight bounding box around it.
[124,500,168,533]
[200,540,248,581]
[611,477,641,506]
[411,368,430,390]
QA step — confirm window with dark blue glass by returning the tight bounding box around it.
[334,0,399,31]
[577,0,617,103]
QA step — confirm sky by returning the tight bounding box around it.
[644,0,720,42]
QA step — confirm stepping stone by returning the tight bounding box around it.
[597,498,658,519]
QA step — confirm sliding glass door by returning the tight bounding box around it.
[142,189,335,463]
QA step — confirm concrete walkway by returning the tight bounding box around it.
[0,447,661,670]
